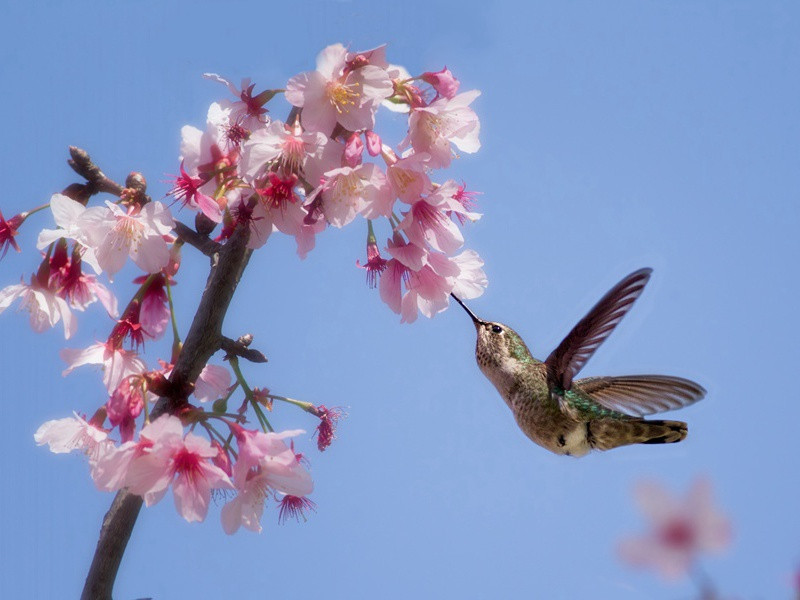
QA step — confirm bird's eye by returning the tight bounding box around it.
[491,324,503,334]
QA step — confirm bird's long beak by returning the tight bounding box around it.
[450,293,485,326]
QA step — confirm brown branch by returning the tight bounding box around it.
[222,334,268,363]
[80,491,143,600]
[174,221,221,256]
[81,157,253,599]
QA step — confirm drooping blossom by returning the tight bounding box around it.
[0,209,24,257]
[77,201,175,278]
[356,233,388,289]
[61,342,146,393]
[221,426,314,534]
[618,478,731,580]
[48,242,118,316]
[0,275,76,338]
[421,67,460,99]
[401,90,481,169]
[285,43,393,134]
[134,273,170,341]
[313,405,344,452]
[34,413,108,456]
[278,495,316,524]
[106,376,145,443]
[123,415,233,522]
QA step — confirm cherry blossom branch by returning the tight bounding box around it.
[82,208,251,599]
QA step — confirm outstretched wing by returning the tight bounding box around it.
[573,375,706,417]
[545,268,652,392]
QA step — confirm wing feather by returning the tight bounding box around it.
[545,268,652,392]
[573,375,706,417]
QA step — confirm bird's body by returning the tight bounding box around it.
[454,268,704,457]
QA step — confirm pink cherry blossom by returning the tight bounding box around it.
[202,73,271,130]
[401,90,481,169]
[167,162,223,223]
[386,152,432,203]
[193,364,231,404]
[34,413,108,455]
[0,208,23,257]
[285,43,393,134]
[448,249,488,300]
[240,120,327,181]
[344,132,364,167]
[77,201,174,278]
[221,426,314,534]
[307,163,393,228]
[124,415,233,522]
[48,242,118,316]
[397,196,464,254]
[179,102,242,205]
[619,478,731,580]
[0,275,76,338]
[37,193,101,273]
[421,67,460,99]
[61,341,146,392]
[106,376,145,443]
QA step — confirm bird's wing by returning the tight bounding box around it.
[545,268,652,393]
[573,375,706,417]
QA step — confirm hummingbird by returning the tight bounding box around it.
[451,268,705,457]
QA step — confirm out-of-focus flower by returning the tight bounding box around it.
[618,478,731,580]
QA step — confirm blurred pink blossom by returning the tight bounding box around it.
[619,478,731,580]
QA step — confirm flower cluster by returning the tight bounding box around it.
[0,42,487,532]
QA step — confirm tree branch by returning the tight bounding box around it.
[222,334,268,363]
[80,154,253,599]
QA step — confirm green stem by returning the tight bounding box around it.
[165,276,181,347]
[229,357,273,432]
[268,394,317,414]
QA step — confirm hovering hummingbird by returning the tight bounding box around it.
[452,268,705,457]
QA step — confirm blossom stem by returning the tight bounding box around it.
[229,356,274,432]
[268,394,317,415]
[165,276,182,352]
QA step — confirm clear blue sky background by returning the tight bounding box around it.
[1,1,798,598]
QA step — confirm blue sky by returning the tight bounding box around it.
[1,1,798,598]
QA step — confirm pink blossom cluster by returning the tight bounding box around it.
[0,42,487,531]
[35,413,313,532]
[178,43,487,322]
